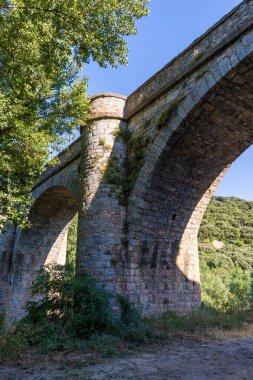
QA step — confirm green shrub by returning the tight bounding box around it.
[0,314,27,363]
[115,295,151,343]
[200,248,253,312]
[20,264,151,352]
[229,268,253,312]
[25,264,116,339]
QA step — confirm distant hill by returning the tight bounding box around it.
[199,196,253,247]
[198,197,253,311]
[198,197,253,271]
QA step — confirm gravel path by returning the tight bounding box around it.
[1,337,253,379]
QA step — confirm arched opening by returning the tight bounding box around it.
[0,223,16,314]
[198,146,253,313]
[7,186,78,319]
[127,52,253,314]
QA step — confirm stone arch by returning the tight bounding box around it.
[7,185,78,320]
[126,30,253,315]
[0,223,15,314]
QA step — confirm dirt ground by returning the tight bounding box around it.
[1,336,253,380]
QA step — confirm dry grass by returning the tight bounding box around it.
[203,321,253,340]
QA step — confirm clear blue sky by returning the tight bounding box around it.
[83,0,253,201]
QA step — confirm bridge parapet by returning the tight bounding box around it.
[34,137,82,190]
[127,0,253,118]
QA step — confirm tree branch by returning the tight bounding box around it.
[0,5,71,20]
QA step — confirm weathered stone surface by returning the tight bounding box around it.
[2,0,253,319]
[5,187,78,320]
[77,94,127,294]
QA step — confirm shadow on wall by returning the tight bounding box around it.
[5,186,78,320]
[22,45,253,318]
[3,26,253,318]
[123,51,253,314]
[0,223,16,315]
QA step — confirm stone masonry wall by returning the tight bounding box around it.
[6,187,78,320]
[2,0,253,319]
[35,137,81,192]
[0,224,16,315]
[123,28,253,314]
[127,0,253,117]
[77,94,128,293]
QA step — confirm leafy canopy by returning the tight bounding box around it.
[0,0,149,227]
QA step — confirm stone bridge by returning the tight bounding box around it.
[1,0,253,319]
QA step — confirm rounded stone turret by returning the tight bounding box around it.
[88,93,127,122]
[77,93,128,293]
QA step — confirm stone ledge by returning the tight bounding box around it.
[91,93,127,101]
[33,138,81,190]
[127,0,253,118]
[89,111,127,122]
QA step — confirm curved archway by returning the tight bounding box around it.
[0,223,15,314]
[7,186,78,319]
[197,146,253,312]
[126,51,253,315]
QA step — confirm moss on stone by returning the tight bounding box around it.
[110,257,118,267]
[120,133,150,205]
[112,126,132,141]
[195,66,208,80]
[103,129,151,206]
[102,157,125,187]
[140,119,151,130]
[157,93,187,129]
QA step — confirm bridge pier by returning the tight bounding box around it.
[4,187,78,321]
[0,224,16,316]
[76,94,128,293]
[75,93,204,315]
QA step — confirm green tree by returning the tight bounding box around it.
[199,197,253,312]
[229,268,253,312]
[0,0,149,227]
[66,214,78,271]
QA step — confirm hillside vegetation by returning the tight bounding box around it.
[198,196,253,312]
[199,196,253,247]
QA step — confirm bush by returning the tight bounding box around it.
[200,248,253,312]
[115,295,151,343]
[229,268,253,312]
[21,263,151,352]
[25,264,116,340]
[0,314,27,363]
